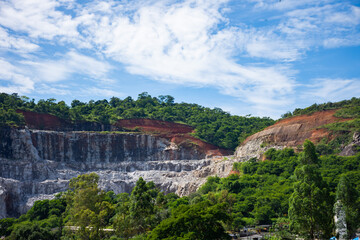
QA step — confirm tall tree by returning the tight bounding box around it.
[289,140,333,239]
[129,177,158,234]
[299,139,319,165]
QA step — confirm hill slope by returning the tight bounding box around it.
[236,100,360,160]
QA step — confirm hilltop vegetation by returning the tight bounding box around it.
[281,97,360,118]
[0,92,274,150]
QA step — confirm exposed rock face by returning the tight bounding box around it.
[235,110,349,160]
[0,112,233,218]
[339,132,360,156]
[0,152,234,217]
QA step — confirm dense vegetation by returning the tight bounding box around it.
[1,141,359,240]
[281,97,360,118]
[0,92,274,150]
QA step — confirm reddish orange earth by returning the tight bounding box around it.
[242,109,351,147]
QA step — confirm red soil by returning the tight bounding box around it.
[242,109,350,147]
[115,119,194,134]
[16,110,71,130]
[116,119,232,156]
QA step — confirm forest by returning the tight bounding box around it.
[0,92,274,150]
[1,140,359,240]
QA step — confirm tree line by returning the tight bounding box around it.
[0,92,274,150]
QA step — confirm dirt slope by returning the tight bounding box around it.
[235,109,350,159]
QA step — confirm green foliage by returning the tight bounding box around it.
[26,195,66,221]
[288,165,333,239]
[0,92,274,150]
[333,105,360,118]
[0,93,25,127]
[129,177,159,234]
[66,173,115,240]
[147,201,231,240]
[8,222,54,240]
[0,218,17,237]
[198,176,221,194]
[298,140,319,165]
[282,97,360,118]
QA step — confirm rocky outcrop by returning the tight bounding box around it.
[339,132,360,156]
[235,110,349,160]
[0,155,235,217]
[0,116,233,218]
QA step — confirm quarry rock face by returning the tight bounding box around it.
[339,131,360,156]
[235,110,348,160]
[0,111,233,218]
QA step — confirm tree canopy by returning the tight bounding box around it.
[0,92,274,150]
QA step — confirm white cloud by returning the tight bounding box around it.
[35,83,71,95]
[81,87,122,98]
[305,78,360,102]
[0,58,34,94]
[279,3,360,48]
[22,51,112,82]
[0,27,39,53]
[0,0,359,117]
[79,0,295,110]
[0,0,85,45]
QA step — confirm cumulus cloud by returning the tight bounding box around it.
[0,27,39,53]
[305,78,360,102]
[78,0,295,109]
[22,51,112,82]
[0,58,34,94]
[0,0,359,115]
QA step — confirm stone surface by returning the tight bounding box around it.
[0,127,234,218]
[339,132,360,156]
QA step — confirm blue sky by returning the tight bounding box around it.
[0,0,359,119]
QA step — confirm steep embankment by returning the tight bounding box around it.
[235,109,351,160]
[0,111,234,218]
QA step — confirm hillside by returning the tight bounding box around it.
[236,98,360,160]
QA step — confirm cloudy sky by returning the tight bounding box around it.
[0,0,359,118]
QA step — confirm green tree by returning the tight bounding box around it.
[113,193,135,239]
[147,201,230,240]
[288,165,333,239]
[335,175,360,239]
[129,177,157,234]
[289,139,333,239]
[8,222,53,240]
[66,173,114,240]
[299,140,319,165]
[0,218,17,237]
